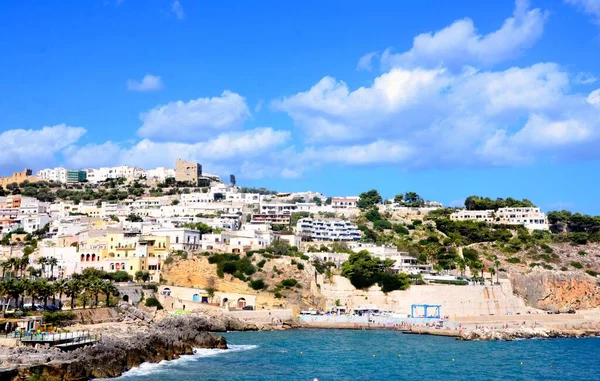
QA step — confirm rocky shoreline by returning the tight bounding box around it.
[457,327,600,341]
[0,310,259,381]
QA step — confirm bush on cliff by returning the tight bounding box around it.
[249,279,266,290]
[570,261,583,269]
[145,297,164,310]
[42,311,76,326]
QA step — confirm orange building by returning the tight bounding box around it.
[0,169,39,188]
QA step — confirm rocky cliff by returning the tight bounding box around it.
[4,314,230,381]
[510,270,600,311]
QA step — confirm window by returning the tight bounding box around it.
[176,236,179,243]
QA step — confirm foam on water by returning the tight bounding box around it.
[115,344,258,378]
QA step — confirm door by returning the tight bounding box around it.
[192,294,200,302]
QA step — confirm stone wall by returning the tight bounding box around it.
[318,275,528,317]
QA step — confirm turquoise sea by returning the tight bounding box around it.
[116,329,599,381]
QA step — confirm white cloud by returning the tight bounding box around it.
[0,125,86,172]
[588,88,600,107]
[380,0,547,70]
[137,91,251,142]
[273,68,448,142]
[64,128,290,170]
[274,62,600,169]
[126,74,163,92]
[171,0,184,20]
[566,0,600,24]
[356,51,378,71]
[574,72,598,84]
[301,141,413,165]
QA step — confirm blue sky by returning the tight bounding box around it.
[1,0,599,213]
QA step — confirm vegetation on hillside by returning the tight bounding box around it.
[341,251,411,293]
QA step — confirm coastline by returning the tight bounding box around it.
[297,314,600,341]
[0,310,259,380]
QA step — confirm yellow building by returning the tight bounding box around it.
[0,169,38,188]
[104,232,171,282]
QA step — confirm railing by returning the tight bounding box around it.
[15,330,102,345]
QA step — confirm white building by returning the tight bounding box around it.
[331,197,359,209]
[85,166,145,183]
[36,167,68,183]
[450,210,494,223]
[150,228,201,252]
[144,167,176,181]
[495,207,549,230]
[450,207,548,230]
[259,202,318,215]
[296,218,361,242]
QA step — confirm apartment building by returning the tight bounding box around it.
[495,207,549,230]
[37,167,87,183]
[296,218,361,242]
[85,166,144,183]
[450,207,549,230]
[145,167,176,181]
[251,214,291,225]
[450,210,494,222]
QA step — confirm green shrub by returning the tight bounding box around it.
[578,250,587,256]
[145,297,164,310]
[560,266,568,271]
[42,311,76,326]
[141,284,158,292]
[541,244,553,254]
[392,224,409,235]
[373,220,392,231]
[570,261,583,269]
[249,279,266,290]
[300,254,309,261]
[257,259,266,269]
[585,270,599,277]
[274,292,283,298]
[280,279,298,288]
[296,263,304,270]
[109,271,133,282]
[506,257,521,264]
[222,262,237,274]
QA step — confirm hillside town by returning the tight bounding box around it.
[0,159,554,290]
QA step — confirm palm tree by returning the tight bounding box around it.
[37,257,48,279]
[0,280,9,311]
[6,279,25,310]
[1,261,11,279]
[8,258,19,278]
[18,257,28,279]
[66,279,82,310]
[489,268,496,286]
[46,257,58,280]
[23,279,35,307]
[54,279,67,309]
[88,279,103,308]
[494,259,500,284]
[100,280,118,307]
[37,280,53,308]
[81,279,90,309]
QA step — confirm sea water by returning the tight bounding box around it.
[115,329,600,381]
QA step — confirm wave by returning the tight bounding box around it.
[115,344,258,378]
